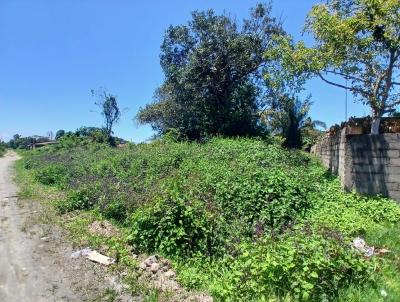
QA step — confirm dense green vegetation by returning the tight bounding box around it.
[5,127,127,151]
[21,137,400,301]
[136,4,281,141]
[135,3,326,147]
[0,141,7,157]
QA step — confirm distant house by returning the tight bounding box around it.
[28,141,58,150]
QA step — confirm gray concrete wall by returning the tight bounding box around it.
[311,131,400,202]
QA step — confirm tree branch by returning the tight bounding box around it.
[318,72,353,90]
[323,69,366,83]
[318,72,372,99]
[384,100,400,114]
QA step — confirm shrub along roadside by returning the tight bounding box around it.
[20,137,400,301]
[0,144,6,157]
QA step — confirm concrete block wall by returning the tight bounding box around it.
[311,131,400,202]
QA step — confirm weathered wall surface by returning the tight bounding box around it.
[311,130,400,202]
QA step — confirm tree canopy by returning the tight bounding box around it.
[92,90,121,139]
[274,0,400,133]
[55,130,65,140]
[137,4,283,140]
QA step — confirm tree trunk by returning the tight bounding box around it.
[371,115,381,135]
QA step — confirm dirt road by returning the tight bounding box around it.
[0,152,129,302]
[0,151,76,301]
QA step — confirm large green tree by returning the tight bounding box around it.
[261,32,316,149]
[276,0,400,134]
[137,4,283,140]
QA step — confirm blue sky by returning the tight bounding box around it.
[0,0,370,143]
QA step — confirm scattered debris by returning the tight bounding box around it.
[139,261,147,270]
[164,269,176,279]
[98,244,110,255]
[352,237,375,257]
[88,220,120,238]
[140,255,171,274]
[352,237,391,258]
[70,247,93,259]
[376,248,391,256]
[191,294,214,302]
[150,262,160,273]
[139,255,179,291]
[143,255,158,266]
[137,255,213,300]
[70,247,115,266]
[86,250,115,266]
[153,275,180,291]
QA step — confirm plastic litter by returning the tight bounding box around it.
[352,237,375,257]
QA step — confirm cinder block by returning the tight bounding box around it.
[388,191,400,202]
[382,134,400,142]
[352,165,400,174]
[352,157,390,165]
[354,150,399,158]
[387,174,400,183]
[386,183,400,191]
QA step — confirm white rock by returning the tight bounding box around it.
[86,250,115,266]
[139,262,147,270]
[150,262,160,273]
[164,270,176,279]
[144,255,157,266]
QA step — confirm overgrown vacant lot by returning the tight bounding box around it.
[19,137,400,301]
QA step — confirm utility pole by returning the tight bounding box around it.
[345,78,348,122]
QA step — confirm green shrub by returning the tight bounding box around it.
[23,159,33,170]
[129,183,228,258]
[34,164,67,186]
[0,145,6,157]
[23,136,400,301]
[212,228,374,301]
[308,182,400,236]
[101,200,127,221]
[58,185,99,213]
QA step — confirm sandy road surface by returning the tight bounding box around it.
[0,152,131,302]
[0,151,77,301]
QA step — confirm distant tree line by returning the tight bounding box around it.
[6,88,125,150]
[55,126,126,146]
[6,127,126,150]
[7,134,51,149]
